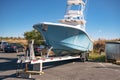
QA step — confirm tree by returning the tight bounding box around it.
[24,30,44,45]
[93,39,105,53]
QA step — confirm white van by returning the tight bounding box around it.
[0,41,8,51]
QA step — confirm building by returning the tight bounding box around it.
[105,41,120,62]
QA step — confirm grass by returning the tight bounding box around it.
[3,39,28,46]
[89,52,106,62]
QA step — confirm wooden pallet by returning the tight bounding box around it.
[116,60,120,65]
[16,70,44,78]
[25,70,44,75]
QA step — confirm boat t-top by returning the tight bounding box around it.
[33,0,93,56]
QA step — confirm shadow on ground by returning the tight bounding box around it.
[0,57,17,71]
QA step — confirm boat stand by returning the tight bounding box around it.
[16,40,52,78]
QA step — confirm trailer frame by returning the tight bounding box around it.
[16,40,88,78]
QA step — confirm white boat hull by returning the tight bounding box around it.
[33,22,93,55]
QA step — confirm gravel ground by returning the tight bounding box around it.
[0,52,120,80]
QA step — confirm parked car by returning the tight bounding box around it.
[0,41,9,51]
[4,44,14,53]
[4,43,24,53]
[34,45,45,56]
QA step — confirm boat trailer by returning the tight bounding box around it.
[16,40,89,78]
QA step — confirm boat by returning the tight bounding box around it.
[33,0,93,56]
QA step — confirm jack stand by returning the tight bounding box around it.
[46,46,53,58]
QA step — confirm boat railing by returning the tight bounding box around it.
[67,0,85,5]
[67,10,83,16]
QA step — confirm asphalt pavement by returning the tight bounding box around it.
[0,52,120,80]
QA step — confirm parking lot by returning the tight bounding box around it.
[0,52,120,80]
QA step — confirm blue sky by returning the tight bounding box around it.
[0,0,120,40]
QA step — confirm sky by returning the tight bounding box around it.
[0,0,120,40]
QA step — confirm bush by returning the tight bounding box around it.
[89,52,106,62]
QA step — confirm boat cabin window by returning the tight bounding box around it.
[42,24,48,31]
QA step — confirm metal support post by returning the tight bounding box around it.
[40,61,42,72]
[40,61,44,75]
[46,47,53,58]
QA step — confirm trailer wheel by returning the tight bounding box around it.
[80,52,89,62]
[81,58,86,62]
[85,52,89,61]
